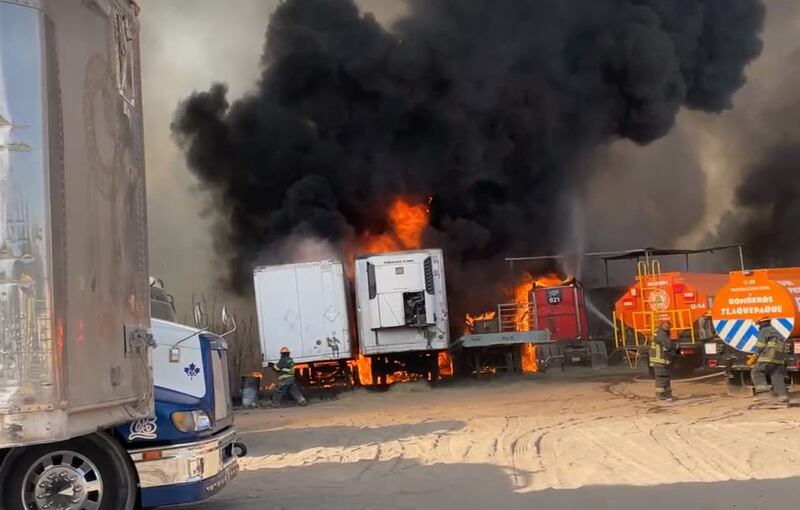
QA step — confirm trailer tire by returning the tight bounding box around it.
[1,432,137,510]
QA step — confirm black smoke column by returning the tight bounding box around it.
[173,0,765,326]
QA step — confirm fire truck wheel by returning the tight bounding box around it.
[1,433,137,510]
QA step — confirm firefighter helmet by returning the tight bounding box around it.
[755,316,771,324]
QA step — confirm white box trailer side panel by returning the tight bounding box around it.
[0,0,152,448]
[355,249,449,355]
[254,260,352,364]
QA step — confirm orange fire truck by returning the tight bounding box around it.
[605,246,744,373]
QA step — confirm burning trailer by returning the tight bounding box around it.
[253,260,356,390]
[607,247,743,373]
[705,268,800,395]
[452,274,574,376]
[252,249,452,390]
[354,249,451,385]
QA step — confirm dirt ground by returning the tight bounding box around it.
[187,369,800,510]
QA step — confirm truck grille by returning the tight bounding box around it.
[210,347,233,423]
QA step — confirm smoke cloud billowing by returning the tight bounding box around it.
[713,132,800,268]
[173,0,765,322]
[709,7,800,270]
[139,0,277,316]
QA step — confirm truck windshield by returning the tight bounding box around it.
[150,286,177,322]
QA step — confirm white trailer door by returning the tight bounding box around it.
[295,262,348,360]
[255,267,301,363]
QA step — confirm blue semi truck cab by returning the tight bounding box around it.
[116,280,242,508]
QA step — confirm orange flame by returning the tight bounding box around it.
[465,310,497,330]
[513,275,534,332]
[521,343,538,372]
[361,198,430,254]
[533,273,573,288]
[385,371,420,384]
[438,351,454,377]
[351,353,447,385]
[509,273,573,331]
[353,355,374,386]
[362,233,399,254]
[390,198,429,249]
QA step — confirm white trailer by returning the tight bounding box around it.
[0,1,152,507]
[0,3,243,508]
[253,260,354,387]
[355,249,449,354]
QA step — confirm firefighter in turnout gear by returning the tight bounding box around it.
[751,316,790,405]
[649,320,676,401]
[270,347,307,407]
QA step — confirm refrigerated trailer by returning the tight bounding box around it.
[0,2,240,508]
[354,249,451,383]
[253,260,354,388]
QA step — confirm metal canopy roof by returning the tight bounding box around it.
[504,244,745,287]
[598,244,743,261]
[505,244,743,263]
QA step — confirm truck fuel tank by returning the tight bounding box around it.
[712,268,800,353]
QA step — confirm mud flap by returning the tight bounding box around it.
[588,340,608,369]
[537,343,565,373]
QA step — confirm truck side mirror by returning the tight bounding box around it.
[169,347,181,363]
[221,306,237,338]
[193,303,205,328]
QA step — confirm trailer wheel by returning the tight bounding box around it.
[1,433,137,510]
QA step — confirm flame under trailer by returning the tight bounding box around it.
[452,304,562,376]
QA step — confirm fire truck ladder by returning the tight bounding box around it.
[613,260,695,368]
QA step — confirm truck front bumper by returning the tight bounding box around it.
[129,428,239,508]
[703,340,800,372]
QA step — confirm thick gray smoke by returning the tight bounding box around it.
[710,23,800,269]
[172,0,765,323]
[715,143,800,267]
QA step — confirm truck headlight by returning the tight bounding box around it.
[703,343,718,355]
[172,410,212,433]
